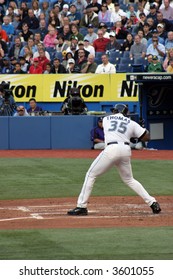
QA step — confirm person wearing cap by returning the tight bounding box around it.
[74,40,90,60]
[146,4,158,24]
[67,4,81,25]
[65,36,78,54]
[105,31,121,52]
[83,24,98,44]
[80,8,99,28]
[110,2,126,24]
[90,117,105,150]
[147,55,164,72]
[66,58,80,73]
[83,39,95,56]
[146,35,165,62]
[156,23,167,40]
[81,54,97,73]
[61,4,70,17]
[95,53,116,73]
[28,57,43,74]
[156,10,173,32]
[14,106,29,117]
[85,0,101,14]
[159,0,173,20]
[98,3,111,23]
[69,24,84,41]
[1,57,14,74]
[51,57,66,73]
[98,22,110,39]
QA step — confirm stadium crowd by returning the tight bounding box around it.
[0,0,173,73]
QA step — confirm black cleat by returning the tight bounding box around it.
[150,202,161,214]
[67,207,88,216]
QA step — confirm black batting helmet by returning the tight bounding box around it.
[110,104,128,116]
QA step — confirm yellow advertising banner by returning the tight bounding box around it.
[0,74,138,102]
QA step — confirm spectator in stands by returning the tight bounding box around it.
[43,62,52,74]
[2,15,15,38]
[159,0,173,20]
[147,31,165,47]
[69,23,84,41]
[165,31,173,51]
[90,117,105,150]
[93,29,110,53]
[12,14,21,29]
[73,49,88,72]
[0,43,4,61]
[136,3,149,20]
[83,24,98,44]
[48,9,60,28]
[66,58,77,73]
[85,0,101,14]
[74,40,90,60]
[146,17,156,32]
[37,48,50,72]
[12,62,26,74]
[111,21,128,40]
[51,57,66,73]
[19,56,29,73]
[110,2,126,23]
[53,0,67,12]
[62,51,74,68]
[163,48,173,70]
[83,38,95,56]
[106,31,121,52]
[33,42,50,60]
[55,35,69,52]
[130,34,147,60]
[19,22,33,42]
[18,8,39,30]
[146,55,164,72]
[166,57,173,72]
[20,37,37,57]
[144,54,153,72]
[14,105,29,117]
[32,0,41,18]
[106,0,115,13]
[98,3,111,23]
[60,16,70,29]
[6,1,20,16]
[8,36,23,59]
[43,25,58,48]
[80,8,99,28]
[22,45,33,64]
[60,4,70,18]
[68,4,81,26]
[156,10,173,32]
[73,0,87,17]
[0,24,9,43]
[66,36,78,55]
[19,2,29,20]
[59,24,72,41]
[27,98,43,114]
[137,29,148,45]
[1,57,14,74]
[121,33,134,51]
[37,19,48,41]
[28,57,43,74]
[135,13,147,33]
[142,23,153,41]
[95,54,116,73]
[40,1,50,19]
[156,23,167,41]
[147,3,158,24]
[98,22,110,38]
[146,35,165,62]
[81,54,97,73]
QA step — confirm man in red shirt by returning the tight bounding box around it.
[37,48,50,72]
[93,30,110,52]
[29,57,43,74]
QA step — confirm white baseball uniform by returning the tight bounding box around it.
[77,113,156,208]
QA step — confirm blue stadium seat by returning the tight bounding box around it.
[122,51,130,58]
[134,57,148,65]
[79,27,88,36]
[117,63,133,73]
[120,57,134,64]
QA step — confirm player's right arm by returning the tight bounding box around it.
[139,129,150,142]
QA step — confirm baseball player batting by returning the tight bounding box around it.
[68,104,161,216]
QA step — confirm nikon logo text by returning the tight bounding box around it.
[53,81,104,98]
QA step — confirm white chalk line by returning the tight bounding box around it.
[0,203,172,223]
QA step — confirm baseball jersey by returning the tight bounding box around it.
[103,113,146,145]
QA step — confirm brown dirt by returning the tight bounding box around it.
[0,149,172,230]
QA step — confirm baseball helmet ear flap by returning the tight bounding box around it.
[110,104,128,116]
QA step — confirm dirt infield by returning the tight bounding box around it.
[0,149,172,230]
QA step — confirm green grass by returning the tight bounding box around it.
[0,227,172,260]
[0,158,172,260]
[0,158,172,200]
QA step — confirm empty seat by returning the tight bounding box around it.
[117,63,133,73]
[120,57,134,64]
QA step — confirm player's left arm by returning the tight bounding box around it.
[138,129,150,142]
